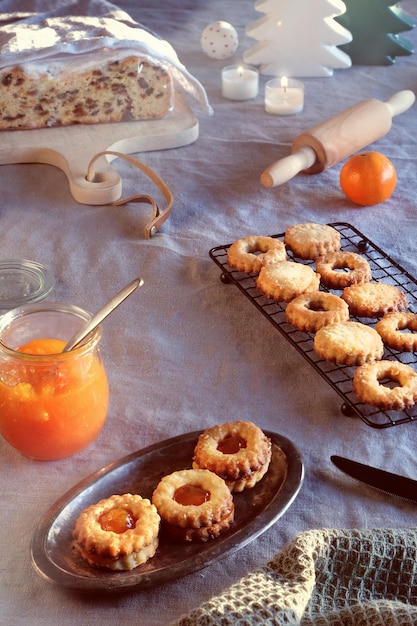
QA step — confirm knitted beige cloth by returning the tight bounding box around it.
[173,528,417,625]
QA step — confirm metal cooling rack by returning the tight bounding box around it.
[210,222,417,429]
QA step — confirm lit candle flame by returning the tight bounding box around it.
[281,76,288,92]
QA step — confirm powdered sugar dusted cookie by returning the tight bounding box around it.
[341,282,408,318]
[256,260,320,302]
[313,321,384,365]
[284,223,341,260]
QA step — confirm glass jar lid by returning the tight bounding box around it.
[0,259,55,310]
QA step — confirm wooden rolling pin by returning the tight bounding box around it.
[261,90,415,188]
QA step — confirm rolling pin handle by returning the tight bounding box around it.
[260,145,316,188]
[384,90,415,118]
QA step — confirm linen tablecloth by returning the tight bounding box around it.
[0,1,417,625]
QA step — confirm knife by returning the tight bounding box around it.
[331,455,417,503]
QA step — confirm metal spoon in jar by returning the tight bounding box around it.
[63,277,144,352]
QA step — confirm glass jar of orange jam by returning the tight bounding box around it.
[0,302,109,460]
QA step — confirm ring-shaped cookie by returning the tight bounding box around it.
[376,312,417,352]
[353,360,417,410]
[315,251,372,289]
[227,235,287,274]
[256,260,320,303]
[152,468,234,534]
[73,493,160,570]
[285,291,350,333]
[192,420,272,492]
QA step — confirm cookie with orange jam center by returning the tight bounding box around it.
[152,468,234,542]
[192,420,272,492]
[73,493,160,570]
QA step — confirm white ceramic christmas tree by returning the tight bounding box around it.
[243,0,353,77]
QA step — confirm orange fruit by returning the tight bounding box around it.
[339,151,397,206]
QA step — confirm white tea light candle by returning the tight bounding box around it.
[265,77,304,115]
[222,64,259,101]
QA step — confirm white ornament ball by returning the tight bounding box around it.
[201,21,239,60]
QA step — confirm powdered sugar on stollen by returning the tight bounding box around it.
[0,7,212,114]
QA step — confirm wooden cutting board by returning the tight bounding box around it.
[0,93,198,204]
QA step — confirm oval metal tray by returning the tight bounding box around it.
[31,429,303,593]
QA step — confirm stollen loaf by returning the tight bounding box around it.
[0,10,211,130]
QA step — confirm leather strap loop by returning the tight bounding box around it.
[86,151,173,239]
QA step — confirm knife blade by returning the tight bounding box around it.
[331,455,417,504]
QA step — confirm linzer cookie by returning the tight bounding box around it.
[313,321,384,365]
[285,291,349,333]
[73,493,160,570]
[284,223,341,260]
[256,260,320,302]
[375,312,417,352]
[315,251,372,289]
[353,360,417,410]
[152,469,234,542]
[341,282,408,318]
[227,235,287,274]
[192,420,272,492]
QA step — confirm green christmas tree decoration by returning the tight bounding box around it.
[336,0,414,65]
